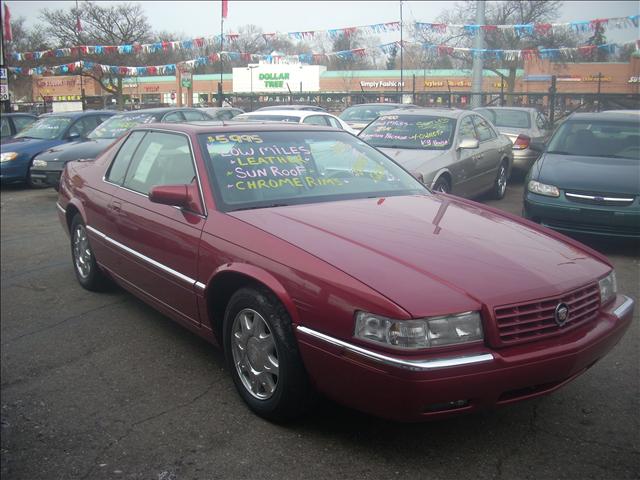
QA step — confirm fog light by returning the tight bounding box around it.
[424,399,470,413]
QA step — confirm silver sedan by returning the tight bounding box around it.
[359,108,513,199]
[474,106,550,175]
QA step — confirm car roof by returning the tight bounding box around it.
[381,107,467,118]
[256,105,325,111]
[130,121,339,134]
[39,110,118,118]
[345,103,415,108]
[474,106,539,113]
[5,112,38,117]
[568,111,640,122]
[239,110,333,118]
[119,106,202,115]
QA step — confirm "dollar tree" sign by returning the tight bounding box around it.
[259,72,290,88]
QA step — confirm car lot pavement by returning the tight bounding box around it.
[1,181,638,480]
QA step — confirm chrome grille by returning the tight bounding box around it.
[565,191,635,207]
[494,283,600,346]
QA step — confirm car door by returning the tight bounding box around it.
[109,130,206,327]
[471,114,503,193]
[451,115,482,197]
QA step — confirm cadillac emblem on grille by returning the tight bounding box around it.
[554,303,570,326]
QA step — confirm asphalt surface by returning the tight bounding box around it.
[1,179,638,480]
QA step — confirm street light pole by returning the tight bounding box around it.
[247,64,258,111]
[470,0,486,108]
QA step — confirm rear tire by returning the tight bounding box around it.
[492,161,509,200]
[70,214,111,291]
[223,286,315,422]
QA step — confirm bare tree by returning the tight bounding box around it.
[40,1,154,108]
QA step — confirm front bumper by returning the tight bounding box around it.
[29,168,62,188]
[0,160,29,183]
[296,295,633,421]
[523,192,640,238]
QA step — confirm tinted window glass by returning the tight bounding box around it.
[13,116,36,131]
[88,113,155,139]
[472,116,497,141]
[547,119,640,159]
[1,117,10,137]
[163,111,184,122]
[458,117,478,141]
[536,113,547,130]
[360,115,456,150]
[477,108,531,128]
[123,132,195,194]
[183,110,207,121]
[237,114,300,123]
[15,116,72,140]
[303,115,330,126]
[199,131,425,211]
[326,116,343,129]
[107,131,147,184]
[69,116,102,137]
[218,110,234,120]
[340,105,401,122]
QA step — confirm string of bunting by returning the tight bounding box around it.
[414,14,639,35]
[7,41,636,77]
[9,14,639,62]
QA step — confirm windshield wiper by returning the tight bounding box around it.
[546,150,573,155]
[231,203,291,211]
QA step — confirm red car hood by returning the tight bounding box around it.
[229,194,609,317]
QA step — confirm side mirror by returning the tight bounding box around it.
[529,139,546,153]
[149,184,191,208]
[457,138,479,150]
[67,132,82,140]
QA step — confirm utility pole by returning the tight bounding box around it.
[218,8,224,107]
[596,72,602,112]
[548,75,557,126]
[470,0,485,108]
[75,0,85,110]
[399,0,403,101]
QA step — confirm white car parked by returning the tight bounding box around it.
[234,110,358,135]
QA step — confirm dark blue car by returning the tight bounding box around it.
[0,110,115,186]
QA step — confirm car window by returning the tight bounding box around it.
[15,116,72,140]
[123,132,195,195]
[199,131,425,211]
[536,113,547,130]
[360,115,457,150]
[88,113,155,139]
[479,109,531,128]
[237,114,300,123]
[182,110,207,121]
[106,131,147,185]
[231,109,243,118]
[163,111,184,123]
[340,105,400,122]
[472,116,497,142]
[458,116,478,141]
[69,116,102,137]
[13,116,36,132]
[326,116,343,129]
[1,117,11,138]
[303,115,331,126]
[218,110,234,120]
[547,119,640,159]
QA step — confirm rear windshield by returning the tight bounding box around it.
[476,109,531,129]
[15,116,72,140]
[359,115,456,150]
[88,113,155,139]
[340,105,401,122]
[236,114,300,123]
[547,120,640,159]
[199,130,425,211]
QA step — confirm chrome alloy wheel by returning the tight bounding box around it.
[73,224,92,279]
[497,165,507,197]
[231,308,280,400]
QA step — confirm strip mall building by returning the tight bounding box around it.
[30,57,640,111]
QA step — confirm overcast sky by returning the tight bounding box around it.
[7,0,640,43]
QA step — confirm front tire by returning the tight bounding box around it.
[223,286,314,422]
[432,176,451,194]
[70,214,110,291]
[492,161,509,199]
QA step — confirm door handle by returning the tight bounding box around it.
[111,201,122,213]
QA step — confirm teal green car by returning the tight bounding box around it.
[523,111,640,238]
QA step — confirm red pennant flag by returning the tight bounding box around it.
[222,0,228,18]
[3,3,13,42]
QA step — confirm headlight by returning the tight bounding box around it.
[32,159,47,168]
[354,311,484,350]
[528,180,560,197]
[0,152,18,163]
[599,271,617,305]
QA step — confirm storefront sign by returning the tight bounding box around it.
[424,80,472,88]
[629,76,640,83]
[0,84,8,101]
[359,80,405,89]
[181,72,192,88]
[582,75,611,82]
[233,64,325,93]
[143,85,160,93]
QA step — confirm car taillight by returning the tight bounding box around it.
[513,134,531,150]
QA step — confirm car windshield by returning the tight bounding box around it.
[340,105,401,122]
[15,116,72,140]
[546,119,640,159]
[88,113,155,139]
[476,109,531,128]
[359,115,456,150]
[199,130,426,211]
[235,114,301,123]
